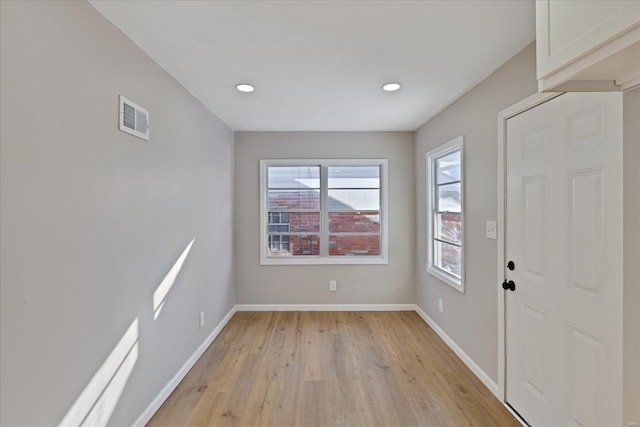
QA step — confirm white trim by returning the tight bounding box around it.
[258,256,389,266]
[132,305,238,427]
[620,76,640,91]
[259,159,389,265]
[414,305,499,397]
[496,91,562,401]
[537,24,640,91]
[425,136,465,293]
[235,304,415,312]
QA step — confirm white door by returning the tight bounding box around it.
[505,92,624,426]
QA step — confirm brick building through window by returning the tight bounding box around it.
[260,160,388,265]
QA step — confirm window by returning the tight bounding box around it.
[426,136,464,292]
[260,159,388,265]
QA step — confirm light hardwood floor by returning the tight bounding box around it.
[148,311,519,426]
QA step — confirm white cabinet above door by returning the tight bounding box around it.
[536,0,640,92]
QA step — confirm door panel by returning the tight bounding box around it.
[568,169,606,298]
[522,176,547,280]
[567,324,604,427]
[505,92,623,426]
[521,303,549,405]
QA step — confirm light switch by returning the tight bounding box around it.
[486,221,497,239]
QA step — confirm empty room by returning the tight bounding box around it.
[1,1,638,426]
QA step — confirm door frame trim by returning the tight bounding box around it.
[496,91,563,401]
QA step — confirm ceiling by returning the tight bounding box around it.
[89,0,535,132]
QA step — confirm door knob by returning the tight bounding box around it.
[502,280,516,291]
[507,260,515,271]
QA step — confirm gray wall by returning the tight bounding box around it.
[414,43,538,382]
[0,2,235,426]
[235,132,415,305]
[623,87,640,424]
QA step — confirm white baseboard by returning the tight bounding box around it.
[235,303,416,312]
[414,305,499,397]
[132,305,238,427]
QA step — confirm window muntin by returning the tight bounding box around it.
[427,137,464,291]
[260,160,388,265]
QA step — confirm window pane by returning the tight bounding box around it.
[436,150,461,184]
[327,189,380,211]
[434,240,462,278]
[288,212,320,233]
[268,190,320,210]
[268,212,289,223]
[435,212,461,244]
[268,212,319,233]
[436,183,461,212]
[268,234,320,257]
[329,234,380,256]
[268,212,289,232]
[291,235,320,256]
[329,212,380,233]
[328,166,380,188]
[268,166,320,189]
[267,235,290,256]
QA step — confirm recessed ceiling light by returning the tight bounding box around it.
[382,82,401,92]
[236,83,255,93]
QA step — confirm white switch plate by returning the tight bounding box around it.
[199,311,205,328]
[438,298,444,313]
[329,280,337,291]
[486,221,497,239]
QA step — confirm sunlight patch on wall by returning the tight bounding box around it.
[153,239,195,320]
[58,318,139,427]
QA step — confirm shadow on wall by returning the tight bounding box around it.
[57,239,195,427]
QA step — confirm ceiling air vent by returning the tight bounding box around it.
[119,95,149,141]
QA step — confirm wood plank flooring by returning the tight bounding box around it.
[148,311,519,426]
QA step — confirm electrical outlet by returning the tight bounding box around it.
[486,220,497,239]
[199,311,205,328]
[438,298,444,313]
[329,280,337,291]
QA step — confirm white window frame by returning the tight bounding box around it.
[426,136,465,292]
[260,159,388,265]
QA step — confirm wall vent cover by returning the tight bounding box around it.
[119,95,149,141]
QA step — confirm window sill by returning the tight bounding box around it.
[261,256,388,266]
[427,266,464,293]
